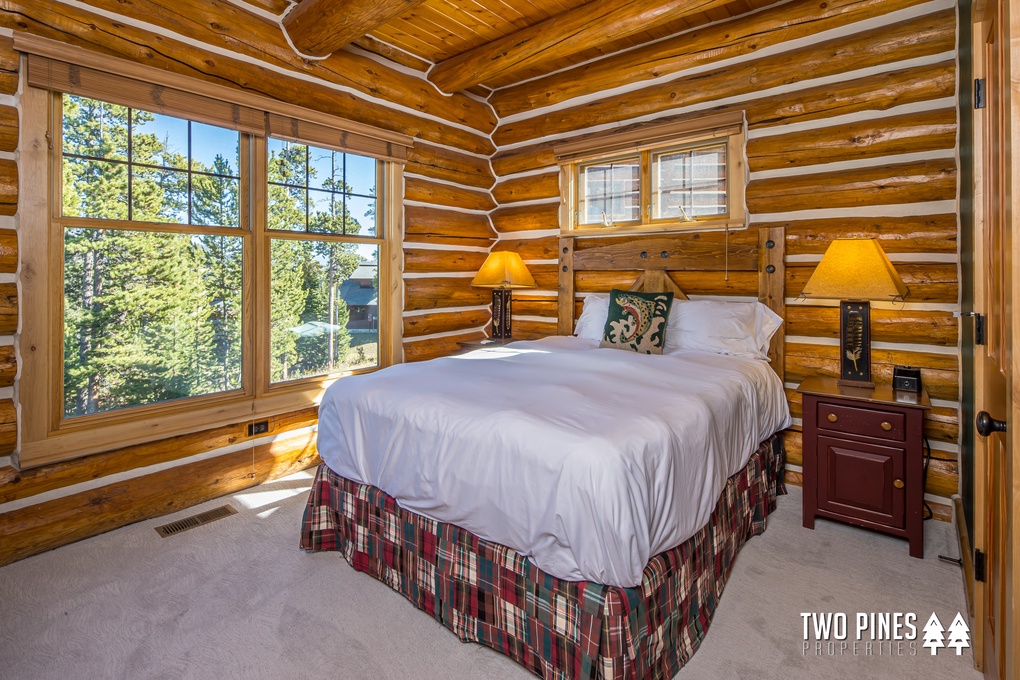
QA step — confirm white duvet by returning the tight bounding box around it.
[316,336,791,588]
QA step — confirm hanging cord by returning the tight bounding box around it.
[922,436,933,520]
[249,402,257,480]
[724,224,729,282]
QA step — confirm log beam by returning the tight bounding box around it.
[489,0,930,117]
[403,309,490,338]
[283,0,429,59]
[0,229,16,273]
[490,60,956,175]
[492,10,955,146]
[427,0,733,94]
[0,3,495,152]
[403,331,485,362]
[0,282,16,334]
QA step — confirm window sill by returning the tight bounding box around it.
[565,218,747,239]
[17,382,334,469]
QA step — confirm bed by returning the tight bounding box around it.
[301,231,791,679]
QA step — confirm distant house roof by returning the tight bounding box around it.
[340,279,378,307]
[340,262,378,307]
[287,321,344,337]
[350,263,377,281]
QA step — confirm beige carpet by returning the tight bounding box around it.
[0,470,982,680]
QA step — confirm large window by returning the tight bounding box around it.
[558,112,747,235]
[18,45,408,466]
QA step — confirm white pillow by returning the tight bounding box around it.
[574,294,783,359]
[573,294,610,341]
[665,300,782,360]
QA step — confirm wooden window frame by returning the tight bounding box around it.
[16,36,409,468]
[555,112,747,237]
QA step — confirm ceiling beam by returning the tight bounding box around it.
[427,0,734,94]
[283,0,428,58]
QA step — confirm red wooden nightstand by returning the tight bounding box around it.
[798,376,931,558]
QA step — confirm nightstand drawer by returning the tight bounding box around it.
[816,401,905,442]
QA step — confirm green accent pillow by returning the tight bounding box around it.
[599,289,674,354]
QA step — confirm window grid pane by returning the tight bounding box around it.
[578,158,640,225]
[653,144,728,221]
[61,95,240,228]
[269,238,379,384]
[63,228,243,418]
[267,138,377,236]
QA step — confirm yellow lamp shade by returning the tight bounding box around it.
[800,238,908,301]
[471,251,537,289]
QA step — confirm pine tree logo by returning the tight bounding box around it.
[922,612,945,655]
[946,613,971,654]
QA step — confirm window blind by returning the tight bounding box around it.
[26,54,266,136]
[267,113,408,163]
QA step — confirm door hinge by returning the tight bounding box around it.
[954,311,985,345]
[975,549,986,582]
[975,78,986,109]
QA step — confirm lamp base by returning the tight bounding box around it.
[839,299,872,387]
[490,288,512,339]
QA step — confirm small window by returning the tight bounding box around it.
[556,112,747,235]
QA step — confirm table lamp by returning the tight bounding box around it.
[471,251,537,340]
[799,238,908,388]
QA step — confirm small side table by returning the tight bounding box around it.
[798,376,931,558]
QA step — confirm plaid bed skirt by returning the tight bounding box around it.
[300,435,785,680]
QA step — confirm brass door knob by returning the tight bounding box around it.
[827,413,838,423]
[881,422,892,431]
[893,479,905,489]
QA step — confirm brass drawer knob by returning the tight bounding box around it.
[881,421,893,431]
[893,479,905,489]
[827,413,838,423]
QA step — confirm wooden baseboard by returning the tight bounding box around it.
[0,407,318,505]
[0,430,320,567]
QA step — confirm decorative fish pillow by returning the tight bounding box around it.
[599,289,674,354]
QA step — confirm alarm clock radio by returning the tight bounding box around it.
[892,365,922,393]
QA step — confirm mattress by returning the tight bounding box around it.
[316,335,791,587]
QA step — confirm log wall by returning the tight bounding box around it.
[0,0,497,565]
[487,0,961,516]
[1,0,963,567]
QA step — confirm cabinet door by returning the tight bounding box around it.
[817,435,906,529]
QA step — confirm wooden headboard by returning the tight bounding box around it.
[557,227,786,380]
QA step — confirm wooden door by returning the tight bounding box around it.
[971,0,1018,676]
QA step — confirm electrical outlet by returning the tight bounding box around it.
[247,420,269,436]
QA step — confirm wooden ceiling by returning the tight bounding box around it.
[250,0,776,95]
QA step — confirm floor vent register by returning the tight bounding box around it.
[154,504,238,538]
